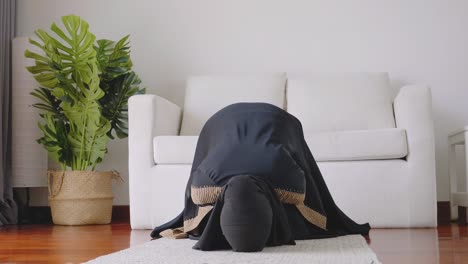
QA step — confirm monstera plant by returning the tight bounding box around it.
[25,15,145,170]
[24,15,145,225]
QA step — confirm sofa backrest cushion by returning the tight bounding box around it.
[287,73,395,133]
[180,74,287,135]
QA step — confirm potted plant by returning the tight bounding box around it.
[25,15,145,225]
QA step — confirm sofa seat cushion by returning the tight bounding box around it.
[153,128,407,164]
[153,136,198,164]
[305,128,408,161]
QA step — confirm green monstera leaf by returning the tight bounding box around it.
[99,72,145,139]
[30,87,64,119]
[26,15,110,170]
[36,113,73,168]
[26,15,145,170]
[61,63,110,170]
[95,35,133,83]
[95,36,145,139]
[25,15,98,105]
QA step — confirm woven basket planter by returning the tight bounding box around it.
[48,170,118,225]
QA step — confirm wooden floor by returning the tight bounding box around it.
[1,223,468,264]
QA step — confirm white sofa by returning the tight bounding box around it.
[128,73,437,230]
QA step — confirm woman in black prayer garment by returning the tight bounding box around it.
[151,102,370,252]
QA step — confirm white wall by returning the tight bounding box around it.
[16,0,468,205]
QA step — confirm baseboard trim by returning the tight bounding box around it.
[438,201,451,224]
[22,205,130,224]
[22,203,451,226]
[112,205,130,223]
[458,206,467,224]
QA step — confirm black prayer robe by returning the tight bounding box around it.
[151,102,370,250]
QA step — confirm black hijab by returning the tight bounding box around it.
[193,175,295,251]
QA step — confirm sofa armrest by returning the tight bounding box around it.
[128,94,181,229]
[394,85,435,157]
[393,85,437,226]
[128,94,182,168]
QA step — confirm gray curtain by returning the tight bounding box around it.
[0,0,17,226]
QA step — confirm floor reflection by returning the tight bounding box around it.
[4,223,468,263]
[369,228,440,264]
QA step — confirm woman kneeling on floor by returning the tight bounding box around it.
[151,102,370,252]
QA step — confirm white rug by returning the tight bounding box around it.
[85,235,381,264]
